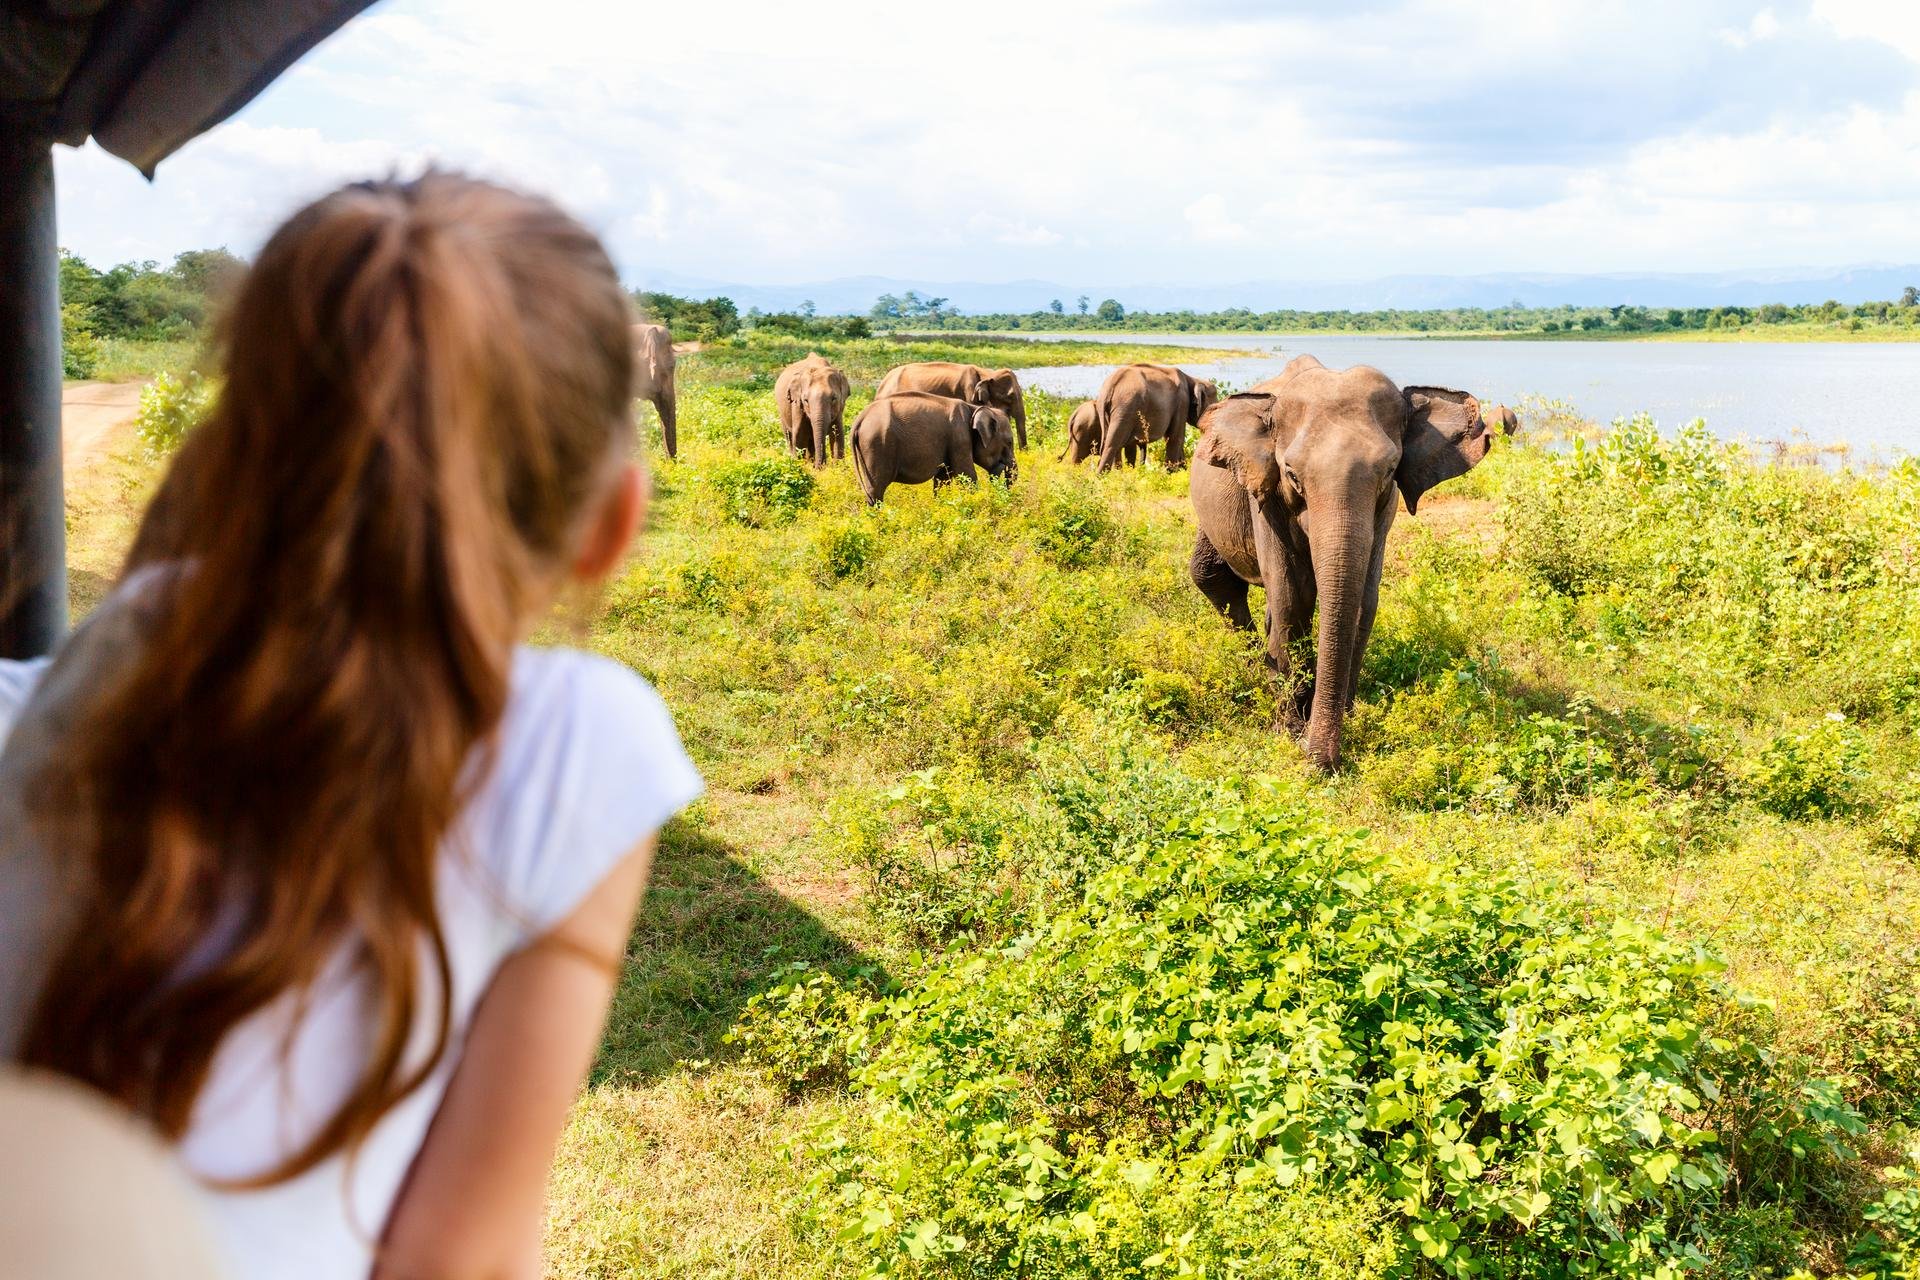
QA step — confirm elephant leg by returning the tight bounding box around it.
[833,419,846,460]
[1164,421,1187,470]
[1096,400,1140,472]
[1250,502,1315,730]
[1341,500,1398,713]
[1189,533,1251,630]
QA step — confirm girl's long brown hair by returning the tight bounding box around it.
[16,172,636,1184]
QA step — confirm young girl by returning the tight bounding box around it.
[0,173,701,1278]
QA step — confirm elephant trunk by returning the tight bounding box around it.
[1304,507,1373,771]
[807,393,833,465]
[1012,388,1028,449]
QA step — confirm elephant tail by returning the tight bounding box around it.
[849,414,874,500]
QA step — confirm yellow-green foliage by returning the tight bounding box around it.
[535,343,1919,1278]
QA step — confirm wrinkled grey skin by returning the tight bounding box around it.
[877,362,1028,449]
[631,322,678,459]
[1060,398,1106,464]
[1095,364,1218,472]
[775,353,851,467]
[1188,354,1490,770]
[850,391,1017,505]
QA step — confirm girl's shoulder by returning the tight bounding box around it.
[460,648,702,945]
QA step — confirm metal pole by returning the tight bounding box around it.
[0,135,67,658]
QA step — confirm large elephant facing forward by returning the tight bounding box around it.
[1096,364,1217,471]
[1188,355,1491,770]
[877,362,1027,449]
[631,322,678,459]
[775,353,850,467]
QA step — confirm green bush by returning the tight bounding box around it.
[1849,1140,1920,1278]
[1035,481,1118,569]
[61,302,102,378]
[727,962,878,1098]
[134,369,216,458]
[814,517,877,581]
[787,773,1804,1278]
[1743,716,1868,818]
[708,454,817,527]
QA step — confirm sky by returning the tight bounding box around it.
[52,0,1920,289]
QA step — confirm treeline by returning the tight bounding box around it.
[634,291,869,342]
[60,247,246,341]
[58,247,246,376]
[871,291,1920,334]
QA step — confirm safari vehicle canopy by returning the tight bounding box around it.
[1,0,375,658]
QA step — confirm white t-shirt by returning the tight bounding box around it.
[0,581,703,1280]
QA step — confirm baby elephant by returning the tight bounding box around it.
[850,392,1016,505]
[1060,398,1105,464]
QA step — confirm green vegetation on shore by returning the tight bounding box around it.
[93,333,1920,1278]
[878,294,1920,342]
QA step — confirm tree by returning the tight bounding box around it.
[870,293,904,321]
[800,298,816,318]
[170,247,245,298]
[1095,298,1125,323]
[925,296,951,323]
[1902,286,1918,308]
[1049,298,1064,315]
[1076,294,1090,315]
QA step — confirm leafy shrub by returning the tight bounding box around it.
[709,454,816,527]
[813,517,877,581]
[61,302,103,378]
[1035,481,1118,569]
[793,780,1787,1278]
[1743,716,1868,818]
[134,369,216,458]
[728,963,878,1098]
[1877,783,1920,856]
[1849,1141,1920,1278]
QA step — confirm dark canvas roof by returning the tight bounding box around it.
[2,0,376,173]
[0,1,377,660]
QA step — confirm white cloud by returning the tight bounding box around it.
[1719,8,1781,47]
[1184,194,1248,244]
[50,0,1920,287]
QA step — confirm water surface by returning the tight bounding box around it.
[1009,333,1920,457]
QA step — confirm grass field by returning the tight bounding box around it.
[86,332,1920,1277]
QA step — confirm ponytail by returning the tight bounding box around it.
[16,173,636,1183]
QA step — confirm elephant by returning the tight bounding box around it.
[1485,404,1519,437]
[775,353,850,467]
[1187,354,1490,771]
[876,361,1028,449]
[1059,398,1106,464]
[1095,363,1218,472]
[631,321,678,459]
[849,392,1016,505]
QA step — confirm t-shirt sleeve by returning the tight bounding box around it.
[476,650,703,947]
[0,657,51,748]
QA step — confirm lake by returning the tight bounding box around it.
[1008,333,1920,459]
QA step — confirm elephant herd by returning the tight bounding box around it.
[630,322,1515,771]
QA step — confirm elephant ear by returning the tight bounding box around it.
[1204,393,1281,502]
[1188,377,1218,426]
[1396,385,1486,516]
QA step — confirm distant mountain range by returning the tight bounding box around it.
[630,266,1920,315]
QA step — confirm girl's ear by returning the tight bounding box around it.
[572,462,648,582]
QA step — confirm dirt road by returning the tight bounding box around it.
[62,381,143,475]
